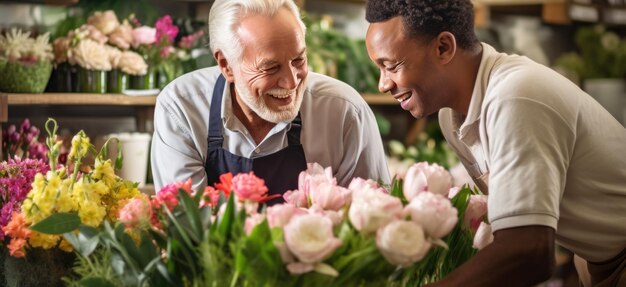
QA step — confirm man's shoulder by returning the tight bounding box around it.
[305,72,369,111]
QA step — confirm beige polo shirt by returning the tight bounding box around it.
[440,43,626,262]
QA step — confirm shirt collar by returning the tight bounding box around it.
[458,42,499,137]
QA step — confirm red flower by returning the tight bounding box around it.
[214,172,233,196]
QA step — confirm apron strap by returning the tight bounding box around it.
[208,74,227,150]
[287,113,302,146]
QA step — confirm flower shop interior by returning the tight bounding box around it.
[1,0,625,286]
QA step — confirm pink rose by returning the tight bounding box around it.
[132,26,156,47]
[266,204,305,228]
[404,192,458,238]
[284,214,342,264]
[376,220,432,267]
[309,182,351,211]
[464,195,488,232]
[404,162,452,200]
[348,188,404,234]
[308,205,344,226]
[231,172,269,203]
[473,222,494,250]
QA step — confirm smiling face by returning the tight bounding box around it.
[230,7,308,124]
[366,17,448,119]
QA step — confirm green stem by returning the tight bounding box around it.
[230,270,239,287]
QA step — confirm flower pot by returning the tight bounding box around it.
[78,68,108,94]
[0,60,53,93]
[107,69,129,93]
[129,67,157,90]
[584,78,626,125]
[3,248,75,287]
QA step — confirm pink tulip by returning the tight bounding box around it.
[473,222,494,250]
[309,182,351,211]
[404,162,452,200]
[118,195,152,229]
[348,188,404,234]
[298,163,336,198]
[348,177,387,193]
[283,189,308,208]
[284,214,342,264]
[376,220,432,267]
[404,192,458,238]
[266,204,305,228]
[244,213,265,235]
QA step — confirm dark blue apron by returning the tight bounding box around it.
[205,75,307,205]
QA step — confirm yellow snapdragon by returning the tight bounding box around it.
[93,158,116,187]
[28,232,60,249]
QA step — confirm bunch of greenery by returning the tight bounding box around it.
[555,25,626,82]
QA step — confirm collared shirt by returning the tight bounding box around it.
[440,43,626,262]
[151,66,390,192]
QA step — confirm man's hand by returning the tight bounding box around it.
[427,225,556,287]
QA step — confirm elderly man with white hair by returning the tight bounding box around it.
[151,0,390,203]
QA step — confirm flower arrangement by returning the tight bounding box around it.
[2,118,48,161]
[0,28,54,93]
[53,161,488,286]
[1,118,142,260]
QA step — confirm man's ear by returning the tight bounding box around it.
[435,32,456,65]
[215,50,235,82]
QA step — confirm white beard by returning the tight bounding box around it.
[234,77,307,123]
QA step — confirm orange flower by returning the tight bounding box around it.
[3,212,31,239]
[7,238,27,258]
[214,172,233,196]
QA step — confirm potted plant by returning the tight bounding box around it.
[0,29,54,93]
[555,25,626,124]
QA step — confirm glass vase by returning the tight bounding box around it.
[129,67,157,90]
[107,69,129,93]
[78,68,107,94]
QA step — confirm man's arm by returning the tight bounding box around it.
[428,225,556,287]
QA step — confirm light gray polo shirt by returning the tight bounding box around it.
[151,66,390,192]
[440,43,626,262]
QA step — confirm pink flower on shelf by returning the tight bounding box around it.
[231,172,269,203]
[404,162,452,200]
[118,195,152,229]
[132,26,156,47]
[155,15,179,44]
[178,31,204,49]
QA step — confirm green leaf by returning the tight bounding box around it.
[78,277,116,287]
[217,194,236,240]
[30,212,81,234]
[178,188,204,241]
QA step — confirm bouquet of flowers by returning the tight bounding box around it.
[0,28,54,93]
[53,159,489,286]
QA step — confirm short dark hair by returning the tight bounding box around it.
[365,0,479,50]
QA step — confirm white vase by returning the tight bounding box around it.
[106,132,152,187]
[584,78,626,126]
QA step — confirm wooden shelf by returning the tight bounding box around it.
[3,93,157,106]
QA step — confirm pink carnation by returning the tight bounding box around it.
[118,195,152,229]
[231,172,269,203]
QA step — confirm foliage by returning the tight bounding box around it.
[555,25,626,81]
